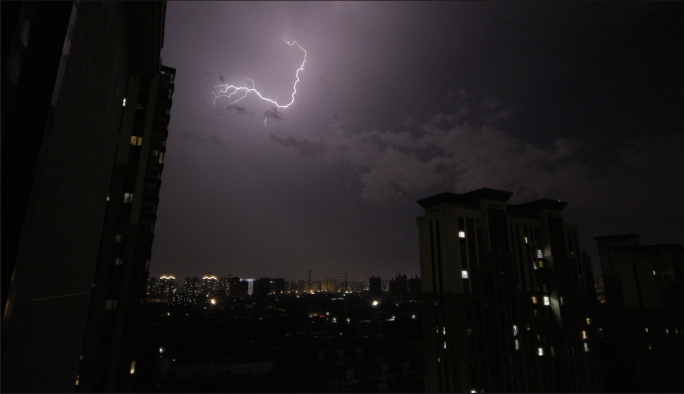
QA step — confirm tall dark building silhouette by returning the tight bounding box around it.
[369,276,382,296]
[2,2,171,392]
[595,234,684,392]
[417,188,602,393]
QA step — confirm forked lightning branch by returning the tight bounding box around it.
[212,37,307,125]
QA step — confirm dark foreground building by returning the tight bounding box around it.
[417,188,602,393]
[595,234,684,392]
[2,2,172,392]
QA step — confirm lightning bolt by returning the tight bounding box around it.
[213,37,307,126]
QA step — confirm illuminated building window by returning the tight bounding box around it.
[544,296,550,306]
[533,262,538,270]
[666,329,669,334]
[513,325,518,336]
[123,193,134,203]
[123,98,126,107]
[532,296,538,304]
[437,357,440,363]
[115,258,123,266]
[538,348,544,356]
[130,361,136,375]
[515,339,520,350]
[436,326,439,334]
[537,249,543,258]
[645,327,649,333]
[131,136,142,146]
[462,270,469,279]
[539,261,544,268]
[152,150,159,157]
[159,152,164,164]
[586,317,592,325]
[648,345,652,350]
[443,327,446,335]
[459,231,466,238]
[537,335,541,342]
[582,331,588,340]
[444,341,447,349]
[524,237,528,244]
[551,347,556,356]
[584,343,590,352]
[75,375,79,386]
[560,296,564,306]
[534,309,537,316]
[653,270,656,275]
[527,324,531,330]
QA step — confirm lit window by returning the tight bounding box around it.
[527,324,531,330]
[539,261,544,268]
[444,341,447,349]
[123,98,126,107]
[544,296,550,306]
[582,331,588,340]
[532,296,538,304]
[645,327,649,333]
[586,318,592,325]
[152,150,159,157]
[107,193,110,202]
[538,347,544,356]
[123,193,134,203]
[584,343,590,352]
[513,325,518,336]
[443,327,446,335]
[560,296,564,306]
[115,258,123,266]
[534,309,537,316]
[471,390,477,393]
[459,231,466,238]
[437,357,440,363]
[537,249,543,258]
[159,152,164,164]
[436,326,439,334]
[537,335,541,342]
[462,270,469,279]
[524,237,528,244]
[666,329,669,334]
[653,270,656,275]
[648,345,652,350]
[131,136,138,145]
[515,339,520,350]
[533,262,538,270]
[130,360,136,374]
[75,375,79,386]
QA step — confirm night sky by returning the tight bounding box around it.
[151,2,684,282]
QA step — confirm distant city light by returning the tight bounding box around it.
[372,300,379,306]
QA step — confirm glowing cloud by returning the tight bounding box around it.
[213,37,307,126]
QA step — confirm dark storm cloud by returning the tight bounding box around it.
[263,106,282,121]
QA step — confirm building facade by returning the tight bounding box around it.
[2,3,170,392]
[417,188,602,393]
[594,234,684,392]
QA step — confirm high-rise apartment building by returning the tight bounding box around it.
[594,234,684,392]
[2,3,170,392]
[369,276,382,296]
[76,63,175,392]
[417,188,602,393]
